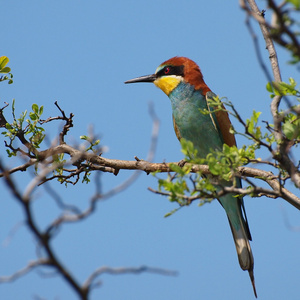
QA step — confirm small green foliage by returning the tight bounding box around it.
[82,171,91,184]
[0,56,9,69]
[194,176,216,197]
[0,56,13,84]
[164,207,182,218]
[52,153,67,184]
[80,135,100,152]
[154,137,257,210]
[206,144,256,182]
[207,94,223,109]
[180,138,200,163]
[2,101,45,151]
[169,162,191,176]
[6,148,17,157]
[266,78,300,143]
[282,113,300,140]
[266,82,273,94]
[266,78,300,98]
[2,100,24,140]
[200,95,225,115]
[26,104,45,148]
[157,173,190,205]
[246,110,262,140]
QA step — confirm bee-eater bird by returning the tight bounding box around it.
[125,57,257,297]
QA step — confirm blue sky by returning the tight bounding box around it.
[1,1,300,299]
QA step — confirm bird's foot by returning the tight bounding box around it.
[178,159,187,167]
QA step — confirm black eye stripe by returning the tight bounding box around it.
[156,65,184,78]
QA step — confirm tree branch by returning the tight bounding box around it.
[242,0,300,188]
[82,265,177,294]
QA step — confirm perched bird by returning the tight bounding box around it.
[125,56,257,297]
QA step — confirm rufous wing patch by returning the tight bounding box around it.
[205,93,236,147]
[173,115,182,141]
[215,106,236,147]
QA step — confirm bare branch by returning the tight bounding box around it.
[0,102,9,127]
[242,0,282,81]
[83,265,177,293]
[0,259,51,283]
[268,0,300,60]
[244,11,273,82]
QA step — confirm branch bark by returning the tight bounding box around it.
[2,143,299,209]
[242,0,300,188]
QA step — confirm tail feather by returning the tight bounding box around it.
[249,268,257,298]
[217,180,257,298]
[228,217,253,270]
[227,210,257,298]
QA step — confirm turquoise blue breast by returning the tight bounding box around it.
[169,82,223,158]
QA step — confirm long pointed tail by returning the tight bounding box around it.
[218,182,257,298]
[227,212,257,298]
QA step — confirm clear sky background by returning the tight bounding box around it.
[1,1,300,299]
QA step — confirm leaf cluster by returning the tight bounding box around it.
[155,136,257,209]
[0,56,13,84]
[2,101,45,156]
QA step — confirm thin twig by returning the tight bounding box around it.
[83,265,177,294]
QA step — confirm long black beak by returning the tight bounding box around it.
[124,74,156,84]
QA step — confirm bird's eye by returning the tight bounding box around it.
[164,67,170,74]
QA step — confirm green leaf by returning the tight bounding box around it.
[288,77,297,88]
[169,163,183,174]
[32,104,39,114]
[5,123,12,130]
[39,106,44,115]
[271,79,299,96]
[282,122,295,140]
[266,82,273,93]
[164,208,181,218]
[180,138,199,162]
[246,110,262,139]
[29,112,37,120]
[253,110,261,123]
[0,56,9,70]
[0,67,11,73]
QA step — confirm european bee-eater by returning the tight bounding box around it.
[125,56,256,297]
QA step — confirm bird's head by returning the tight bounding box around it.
[125,56,210,96]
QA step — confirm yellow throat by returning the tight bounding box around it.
[153,75,182,96]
